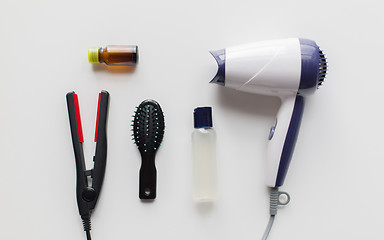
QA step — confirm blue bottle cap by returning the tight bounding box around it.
[194,107,213,128]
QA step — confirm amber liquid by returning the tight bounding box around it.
[99,46,138,65]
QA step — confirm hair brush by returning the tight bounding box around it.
[132,99,165,199]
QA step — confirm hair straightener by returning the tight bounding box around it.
[66,90,110,240]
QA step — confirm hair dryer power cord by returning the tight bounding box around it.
[82,216,92,240]
[261,187,290,240]
[261,215,275,240]
[86,230,92,240]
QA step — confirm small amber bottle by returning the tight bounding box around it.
[88,45,138,65]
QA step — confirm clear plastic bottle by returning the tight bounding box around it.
[192,107,217,202]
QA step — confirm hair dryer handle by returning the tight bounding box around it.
[266,95,304,187]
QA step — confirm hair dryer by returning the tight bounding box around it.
[210,38,327,239]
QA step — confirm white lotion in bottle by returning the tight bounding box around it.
[192,107,217,202]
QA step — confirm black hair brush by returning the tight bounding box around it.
[132,99,165,199]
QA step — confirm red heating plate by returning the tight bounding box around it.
[94,93,101,142]
[73,93,84,143]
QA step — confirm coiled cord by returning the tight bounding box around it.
[82,216,92,240]
[261,187,290,240]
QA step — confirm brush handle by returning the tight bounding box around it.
[139,154,157,199]
[266,95,304,187]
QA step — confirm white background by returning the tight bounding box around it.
[0,0,383,239]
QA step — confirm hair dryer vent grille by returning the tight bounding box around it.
[318,49,327,87]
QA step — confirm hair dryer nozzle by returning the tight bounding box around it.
[209,49,226,86]
[298,39,328,95]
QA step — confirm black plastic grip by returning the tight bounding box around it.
[90,91,109,209]
[66,92,90,216]
[139,154,157,199]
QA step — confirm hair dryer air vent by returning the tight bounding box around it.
[318,49,327,87]
[209,49,225,86]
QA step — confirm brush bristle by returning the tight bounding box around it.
[132,100,165,152]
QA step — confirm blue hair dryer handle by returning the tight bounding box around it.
[266,95,305,187]
[275,95,305,187]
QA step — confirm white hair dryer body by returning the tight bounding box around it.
[210,38,327,188]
